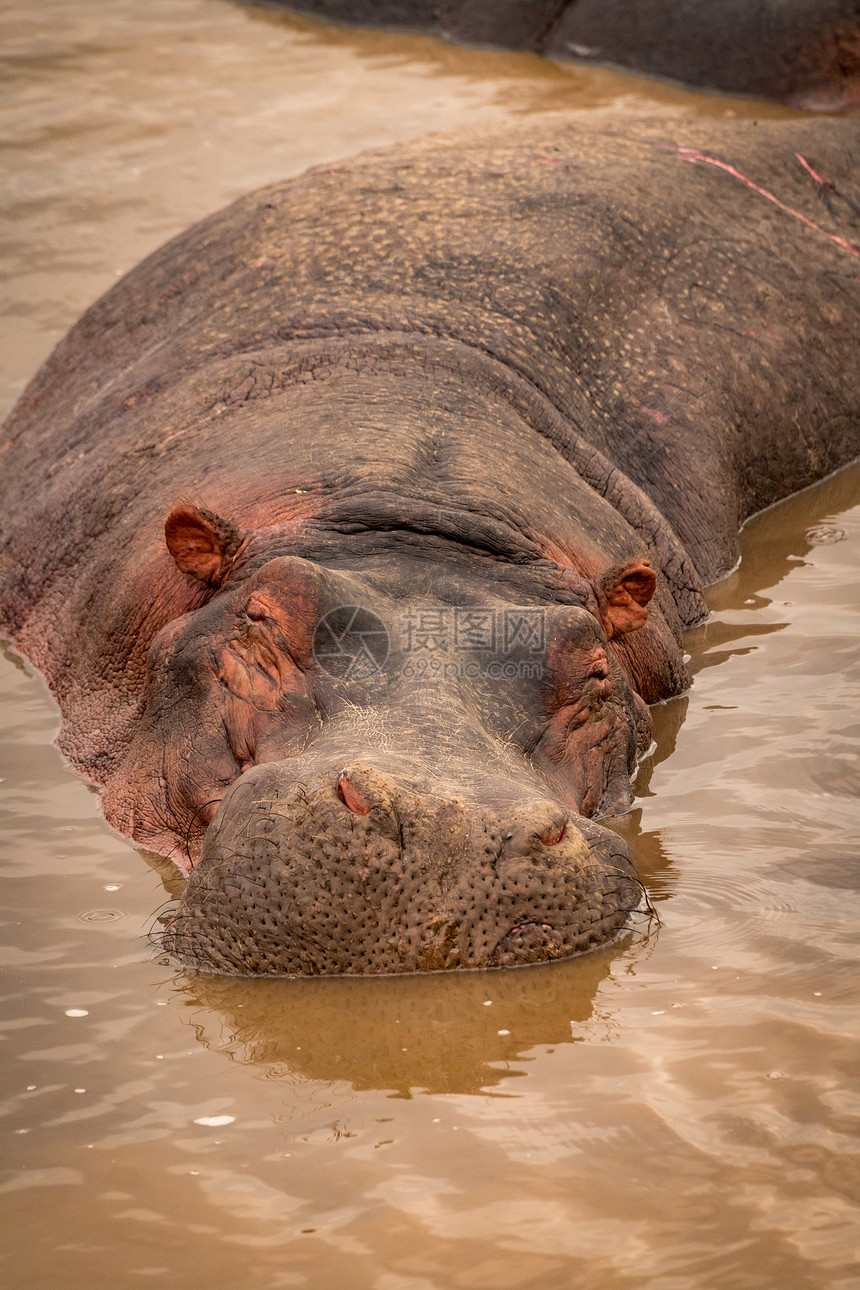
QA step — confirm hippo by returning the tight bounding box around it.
[1,115,858,975]
[247,0,860,109]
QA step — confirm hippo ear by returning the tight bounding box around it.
[592,559,657,639]
[164,505,244,585]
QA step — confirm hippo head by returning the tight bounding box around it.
[116,505,679,975]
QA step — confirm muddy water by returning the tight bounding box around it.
[1,1,858,1287]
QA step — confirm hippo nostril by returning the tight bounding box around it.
[335,769,372,815]
[504,807,570,854]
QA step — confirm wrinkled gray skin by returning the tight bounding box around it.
[0,116,858,975]
[249,0,860,109]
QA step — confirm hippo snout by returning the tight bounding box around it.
[161,760,643,976]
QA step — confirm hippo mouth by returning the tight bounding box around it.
[160,763,644,976]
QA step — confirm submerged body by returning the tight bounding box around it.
[0,116,858,973]
[249,0,860,109]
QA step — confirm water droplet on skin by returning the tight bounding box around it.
[483,1000,492,1006]
[651,1010,665,1015]
[497,1029,510,1036]
[104,884,120,892]
[194,1115,235,1127]
[65,1009,88,1017]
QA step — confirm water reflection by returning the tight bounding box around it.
[707,463,860,613]
[171,943,627,1094]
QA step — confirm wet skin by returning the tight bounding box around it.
[0,116,858,973]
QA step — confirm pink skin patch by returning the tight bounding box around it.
[624,389,671,425]
[794,152,828,187]
[666,145,859,258]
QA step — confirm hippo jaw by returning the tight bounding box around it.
[161,760,645,976]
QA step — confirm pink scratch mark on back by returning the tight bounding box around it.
[794,152,827,187]
[667,145,859,258]
[627,390,670,424]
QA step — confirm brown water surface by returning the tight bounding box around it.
[0,3,858,1288]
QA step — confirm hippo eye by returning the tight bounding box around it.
[544,652,613,730]
[586,649,610,681]
[244,596,270,622]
